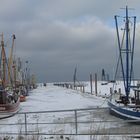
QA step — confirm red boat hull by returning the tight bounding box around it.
[20,95,26,102]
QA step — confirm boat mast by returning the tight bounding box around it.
[125,6,136,99]
[115,6,136,100]
[126,6,129,99]
[1,33,6,88]
[8,34,16,86]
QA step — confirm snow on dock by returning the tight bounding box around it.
[20,83,107,112]
[0,82,139,140]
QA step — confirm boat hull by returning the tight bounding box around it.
[20,95,26,102]
[108,101,140,120]
[0,98,20,119]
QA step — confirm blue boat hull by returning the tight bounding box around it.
[108,101,140,120]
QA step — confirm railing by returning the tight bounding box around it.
[0,107,140,139]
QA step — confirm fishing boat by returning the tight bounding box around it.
[0,33,20,119]
[108,6,140,120]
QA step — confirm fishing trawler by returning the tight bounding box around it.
[108,6,140,120]
[0,34,20,119]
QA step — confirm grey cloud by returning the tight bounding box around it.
[17,17,116,82]
[0,1,140,82]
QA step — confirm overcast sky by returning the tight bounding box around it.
[1,0,140,82]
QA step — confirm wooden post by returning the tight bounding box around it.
[118,88,121,94]
[95,73,98,96]
[90,74,93,94]
[83,86,85,93]
[110,88,113,94]
[80,86,82,92]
